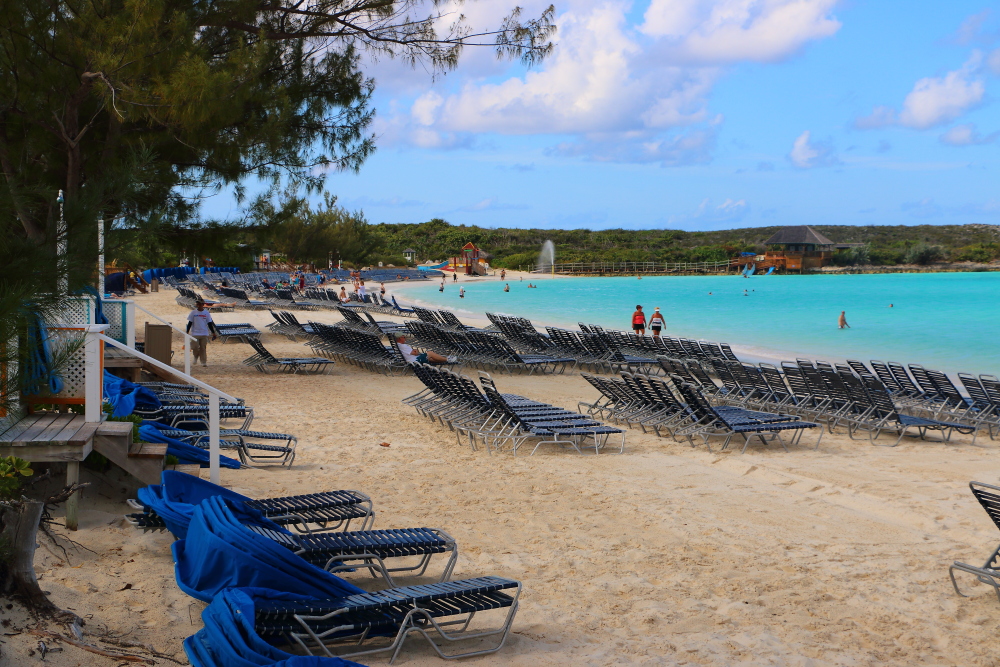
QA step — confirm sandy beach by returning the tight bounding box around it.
[8,286,1000,666]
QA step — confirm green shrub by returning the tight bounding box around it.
[952,243,1000,263]
[0,456,33,499]
[904,243,945,265]
[493,252,539,269]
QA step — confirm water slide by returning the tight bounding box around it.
[419,260,451,271]
[764,266,775,276]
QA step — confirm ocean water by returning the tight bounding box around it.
[395,272,1000,374]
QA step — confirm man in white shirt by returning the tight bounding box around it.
[186,300,219,367]
[394,335,455,365]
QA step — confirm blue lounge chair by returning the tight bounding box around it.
[175,499,521,661]
[184,588,363,667]
[127,471,373,538]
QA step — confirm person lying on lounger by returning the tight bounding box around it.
[395,335,455,365]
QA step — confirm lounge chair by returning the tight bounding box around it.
[184,588,366,667]
[244,338,335,374]
[126,470,373,538]
[951,481,1000,603]
[671,378,820,453]
[175,497,521,661]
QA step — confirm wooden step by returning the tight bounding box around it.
[93,420,164,486]
[129,442,167,459]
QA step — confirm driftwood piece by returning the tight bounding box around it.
[30,628,153,663]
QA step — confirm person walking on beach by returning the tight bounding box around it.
[380,282,386,296]
[500,269,506,281]
[453,272,457,282]
[358,280,366,299]
[838,311,850,329]
[631,305,647,336]
[649,307,665,338]
[186,300,218,367]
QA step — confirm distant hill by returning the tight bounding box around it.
[372,220,1000,268]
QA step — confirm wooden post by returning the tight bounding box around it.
[65,461,79,531]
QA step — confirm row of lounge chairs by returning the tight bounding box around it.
[335,305,409,335]
[651,357,978,447]
[125,380,299,466]
[306,322,412,375]
[129,471,522,664]
[415,306,493,332]
[580,370,820,453]
[174,287,235,311]
[404,364,626,454]
[404,320,574,374]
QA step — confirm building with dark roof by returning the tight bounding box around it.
[754,225,858,272]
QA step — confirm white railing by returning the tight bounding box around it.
[85,329,237,484]
[131,302,194,375]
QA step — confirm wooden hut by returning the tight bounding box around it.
[762,225,836,272]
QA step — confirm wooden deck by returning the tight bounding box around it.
[104,345,143,381]
[0,414,137,530]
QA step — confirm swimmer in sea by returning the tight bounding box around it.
[838,311,850,329]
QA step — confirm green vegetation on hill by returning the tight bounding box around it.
[99,213,1000,272]
[371,220,1000,269]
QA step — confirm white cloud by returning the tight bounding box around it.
[898,63,985,129]
[788,130,838,168]
[854,105,896,130]
[375,0,841,159]
[546,127,716,166]
[641,0,841,64]
[939,123,998,146]
[856,57,985,130]
[989,48,1000,75]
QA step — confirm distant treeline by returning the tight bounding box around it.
[108,209,1000,271]
[372,220,1000,269]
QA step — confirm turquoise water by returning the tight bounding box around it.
[396,272,1000,374]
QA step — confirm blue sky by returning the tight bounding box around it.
[209,1,1000,231]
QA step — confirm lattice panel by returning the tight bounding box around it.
[46,329,88,399]
[52,298,92,326]
[104,301,126,343]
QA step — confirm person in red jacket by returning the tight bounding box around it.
[631,305,646,336]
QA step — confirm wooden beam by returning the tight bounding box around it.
[0,442,92,462]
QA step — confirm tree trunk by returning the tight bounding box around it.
[0,501,59,614]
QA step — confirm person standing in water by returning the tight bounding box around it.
[838,311,850,329]
[631,305,647,336]
[459,287,465,298]
[649,307,665,338]
[504,283,510,292]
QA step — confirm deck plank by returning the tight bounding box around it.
[49,415,88,445]
[7,414,59,445]
[67,422,100,447]
[0,414,41,441]
[34,415,80,445]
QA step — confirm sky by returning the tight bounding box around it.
[207,1,1000,231]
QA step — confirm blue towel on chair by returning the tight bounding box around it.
[137,471,251,539]
[139,423,241,470]
[104,370,161,417]
[184,587,363,667]
[173,496,365,602]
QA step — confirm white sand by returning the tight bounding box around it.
[9,287,1000,666]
